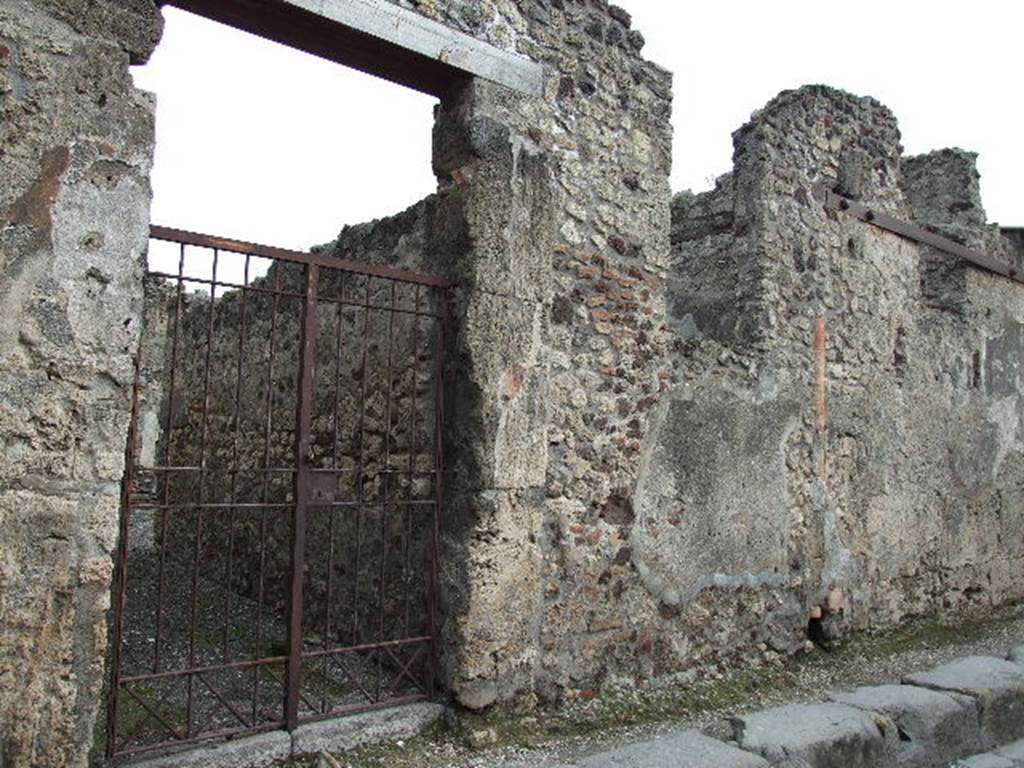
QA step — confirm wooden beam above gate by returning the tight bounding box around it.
[162,0,545,98]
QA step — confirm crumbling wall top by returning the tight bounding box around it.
[33,0,163,63]
[901,148,991,245]
[733,84,905,215]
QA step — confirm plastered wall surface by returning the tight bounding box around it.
[0,1,162,765]
[2,1,1023,765]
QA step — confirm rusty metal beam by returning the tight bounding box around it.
[162,0,544,97]
[815,186,1024,286]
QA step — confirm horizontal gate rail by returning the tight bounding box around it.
[815,186,1023,286]
[150,225,450,287]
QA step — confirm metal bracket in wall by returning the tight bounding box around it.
[164,0,544,98]
[814,185,1023,286]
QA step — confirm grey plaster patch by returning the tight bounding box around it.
[904,656,1024,748]
[732,702,896,768]
[554,729,770,768]
[633,385,801,604]
[828,684,982,766]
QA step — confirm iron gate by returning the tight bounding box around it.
[106,226,447,759]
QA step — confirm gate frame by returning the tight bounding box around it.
[106,225,449,759]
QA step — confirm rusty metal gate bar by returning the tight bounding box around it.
[815,185,1024,286]
[106,226,448,760]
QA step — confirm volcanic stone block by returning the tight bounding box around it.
[558,729,770,768]
[829,684,982,766]
[904,657,1024,749]
[732,702,896,768]
[994,739,1024,764]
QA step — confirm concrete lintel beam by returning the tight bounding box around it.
[165,0,544,98]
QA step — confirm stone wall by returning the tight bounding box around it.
[322,11,1024,712]
[3,0,1024,763]
[319,71,1024,706]
[365,0,676,709]
[654,86,1024,674]
[0,1,161,765]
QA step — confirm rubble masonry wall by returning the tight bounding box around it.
[0,1,161,765]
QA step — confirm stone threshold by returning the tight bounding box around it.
[120,702,445,768]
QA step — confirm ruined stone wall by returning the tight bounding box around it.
[0,1,161,765]
[5,0,1024,763]
[657,86,1024,672]
[367,0,675,707]
[326,5,1019,709]
[338,65,1024,707]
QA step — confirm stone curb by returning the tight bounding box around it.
[904,656,1024,749]
[955,738,1024,768]
[548,641,1024,768]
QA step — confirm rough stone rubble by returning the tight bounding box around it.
[0,0,1022,765]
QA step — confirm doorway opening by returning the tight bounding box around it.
[103,4,459,759]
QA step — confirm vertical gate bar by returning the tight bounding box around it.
[187,246,220,738]
[253,264,282,723]
[376,281,398,701]
[223,254,251,662]
[351,278,372,646]
[322,284,345,712]
[404,286,422,638]
[330,275,347,474]
[106,353,144,758]
[427,288,448,697]
[154,243,188,675]
[286,262,320,730]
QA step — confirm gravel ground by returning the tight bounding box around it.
[110,538,413,758]
[317,602,1024,768]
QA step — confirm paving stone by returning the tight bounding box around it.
[732,702,896,768]
[1009,646,1024,665]
[904,656,1024,749]
[556,729,771,767]
[829,683,982,766]
[995,738,1024,764]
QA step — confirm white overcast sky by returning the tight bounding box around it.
[133,1,1022,255]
